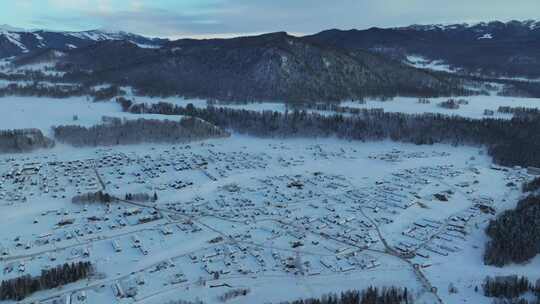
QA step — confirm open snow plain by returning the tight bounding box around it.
[0,94,538,304]
[0,97,185,137]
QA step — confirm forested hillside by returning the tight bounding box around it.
[54,33,471,102]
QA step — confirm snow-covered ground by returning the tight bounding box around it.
[405,55,455,73]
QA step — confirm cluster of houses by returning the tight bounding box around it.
[2,140,538,304]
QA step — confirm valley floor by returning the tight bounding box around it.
[0,93,538,304]
[0,134,537,304]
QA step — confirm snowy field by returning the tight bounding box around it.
[340,95,540,119]
[0,133,536,304]
[0,96,184,136]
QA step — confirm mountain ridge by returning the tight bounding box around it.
[2,20,539,101]
[48,31,470,101]
[306,19,540,77]
[0,28,167,58]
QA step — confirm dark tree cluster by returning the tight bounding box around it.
[53,117,229,147]
[498,106,540,116]
[484,195,540,266]
[124,192,157,202]
[129,102,540,168]
[0,261,92,301]
[0,82,86,99]
[116,97,134,112]
[484,276,533,299]
[437,98,468,109]
[288,102,383,115]
[522,177,540,193]
[218,288,250,302]
[0,70,64,83]
[0,129,54,153]
[498,82,540,98]
[484,275,540,304]
[277,287,412,304]
[72,191,115,204]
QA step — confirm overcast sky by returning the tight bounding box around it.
[2,0,539,38]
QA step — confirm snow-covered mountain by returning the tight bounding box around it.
[402,20,540,32]
[0,27,167,58]
[399,20,540,40]
[306,20,540,78]
[3,19,540,94]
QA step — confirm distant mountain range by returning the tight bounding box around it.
[0,28,166,58]
[306,20,540,78]
[1,20,539,101]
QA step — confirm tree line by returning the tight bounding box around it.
[0,261,92,301]
[277,287,412,304]
[54,117,229,147]
[0,70,64,83]
[165,287,412,304]
[484,275,540,304]
[72,190,115,204]
[498,82,540,99]
[124,192,158,202]
[0,128,54,153]
[0,80,127,101]
[484,276,535,299]
[497,106,540,118]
